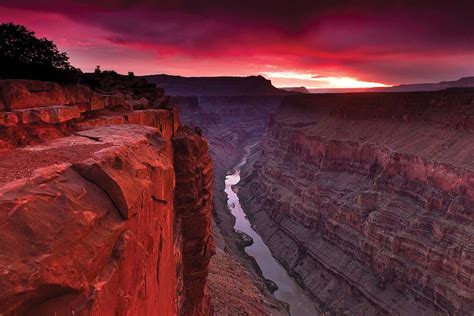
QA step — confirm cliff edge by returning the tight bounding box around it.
[0,79,215,315]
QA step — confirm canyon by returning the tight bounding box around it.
[1,74,473,316]
[162,78,474,315]
[237,89,474,314]
[172,94,292,314]
[0,79,214,315]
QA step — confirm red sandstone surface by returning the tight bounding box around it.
[0,79,214,315]
[0,144,112,185]
[239,89,474,314]
[173,126,216,314]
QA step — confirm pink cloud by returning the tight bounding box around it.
[1,1,474,86]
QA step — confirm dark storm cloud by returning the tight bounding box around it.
[1,0,474,84]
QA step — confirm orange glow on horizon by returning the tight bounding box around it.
[262,71,392,89]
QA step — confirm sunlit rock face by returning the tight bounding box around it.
[173,126,215,315]
[239,90,474,315]
[0,80,214,315]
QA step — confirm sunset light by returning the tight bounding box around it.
[262,71,391,89]
[1,1,474,87]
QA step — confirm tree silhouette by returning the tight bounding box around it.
[0,23,80,82]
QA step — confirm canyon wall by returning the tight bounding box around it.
[174,95,288,315]
[239,89,474,314]
[0,80,214,315]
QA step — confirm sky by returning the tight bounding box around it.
[1,1,474,88]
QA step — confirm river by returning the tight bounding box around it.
[224,147,318,316]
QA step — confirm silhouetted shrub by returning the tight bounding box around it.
[0,22,81,83]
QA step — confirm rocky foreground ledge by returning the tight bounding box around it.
[0,80,214,315]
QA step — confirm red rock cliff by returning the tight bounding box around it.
[239,89,474,315]
[0,80,214,315]
[174,127,215,315]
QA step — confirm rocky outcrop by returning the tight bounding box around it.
[0,79,174,151]
[0,80,214,315]
[0,79,125,111]
[239,89,474,315]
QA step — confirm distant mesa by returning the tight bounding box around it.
[143,74,288,96]
[372,76,474,92]
[308,87,368,94]
[305,76,474,94]
[280,86,310,94]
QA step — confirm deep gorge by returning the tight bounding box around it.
[175,88,474,315]
[1,76,473,315]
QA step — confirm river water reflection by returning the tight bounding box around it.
[224,150,318,316]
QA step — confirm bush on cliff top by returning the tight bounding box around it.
[0,22,81,83]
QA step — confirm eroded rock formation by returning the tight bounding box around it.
[0,79,214,315]
[239,89,474,314]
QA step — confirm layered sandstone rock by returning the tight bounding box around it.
[0,126,177,315]
[0,80,213,315]
[0,79,172,151]
[0,79,125,111]
[239,89,474,315]
[173,126,215,315]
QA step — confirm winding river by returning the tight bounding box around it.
[224,147,317,316]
